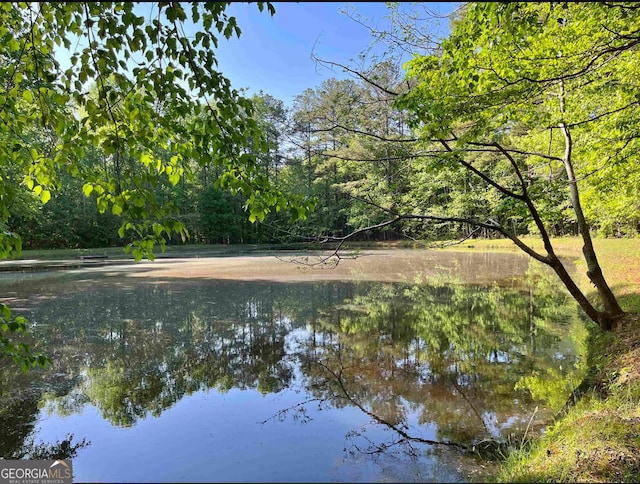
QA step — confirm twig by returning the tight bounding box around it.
[258,397,327,424]
[521,405,538,446]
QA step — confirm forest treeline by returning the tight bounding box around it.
[12,62,640,249]
[6,4,640,253]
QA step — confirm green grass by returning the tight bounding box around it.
[495,315,640,482]
[437,236,640,313]
[497,389,640,482]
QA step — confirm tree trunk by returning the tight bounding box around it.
[559,80,625,329]
[547,255,605,326]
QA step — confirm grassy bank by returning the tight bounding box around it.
[438,237,640,482]
[495,314,640,482]
[438,237,640,313]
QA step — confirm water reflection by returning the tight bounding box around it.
[0,255,587,481]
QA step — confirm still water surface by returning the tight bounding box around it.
[0,250,587,482]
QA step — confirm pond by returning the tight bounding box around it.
[0,250,588,482]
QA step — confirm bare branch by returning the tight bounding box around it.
[565,100,640,128]
[338,3,443,59]
[258,397,327,424]
[400,213,550,264]
[309,124,418,143]
[321,217,404,243]
[401,226,483,250]
[278,135,432,164]
[601,2,640,9]
[490,141,528,197]
[339,195,550,264]
[311,152,433,163]
[465,142,563,162]
[316,359,470,450]
[311,53,400,97]
[439,139,526,201]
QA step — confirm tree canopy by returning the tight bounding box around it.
[396,2,640,328]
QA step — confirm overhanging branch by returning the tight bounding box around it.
[311,53,400,97]
[324,194,550,264]
[439,139,526,201]
[309,124,417,143]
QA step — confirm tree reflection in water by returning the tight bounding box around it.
[0,259,587,468]
[0,361,90,459]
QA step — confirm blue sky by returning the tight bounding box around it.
[55,2,457,108]
[213,2,458,107]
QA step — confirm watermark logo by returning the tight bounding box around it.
[0,459,73,484]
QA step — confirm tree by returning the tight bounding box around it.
[313,2,639,331]
[250,91,288,184]
[0,2,312,367]
[198,185,246,244]
[400,2,640,330]
[282,68,416,241]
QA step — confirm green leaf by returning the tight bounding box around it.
[168,172,180,186]
[8,37,20,51]
[82,183,93,197]
[1,304,11,321]
[97,196,108,214]
[140,153,153,166]
[40,190,51,204]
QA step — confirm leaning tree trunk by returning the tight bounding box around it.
[559,81,625,330]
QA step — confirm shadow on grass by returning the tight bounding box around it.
[610,286,640,314]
